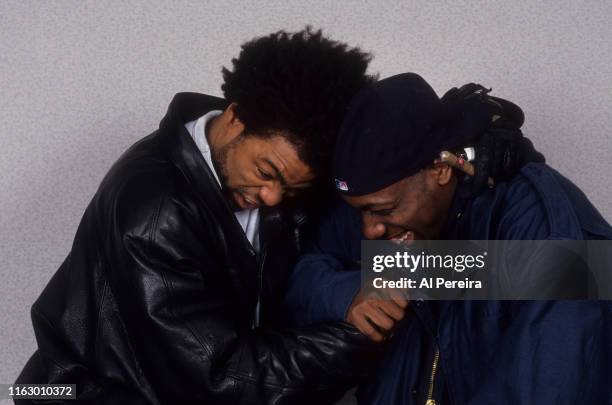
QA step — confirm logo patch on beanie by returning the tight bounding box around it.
[335,179,349,191]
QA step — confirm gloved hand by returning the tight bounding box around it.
[471,126,546,196]
[471,126,523,195]
[442,83,545,196]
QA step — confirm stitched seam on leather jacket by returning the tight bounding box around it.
[92,280,109,351]
[224,370,303,391]
[102,294,161,405]
[150,194,216,360]
[30,306,70,373]
[98,194,165,404]
[147,191,164,250]
[225,367,335,391]
[161,270,215,359]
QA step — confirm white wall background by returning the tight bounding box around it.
[1,0,611,388]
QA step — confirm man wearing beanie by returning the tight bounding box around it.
[285,73,612,404]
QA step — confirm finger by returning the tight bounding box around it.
[355,315,384,342]
[375,288,408,309]
[377,300,405,321]
[364,304,395,331]
[386,288,409,309]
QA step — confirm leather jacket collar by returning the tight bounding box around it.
[157,93,262,308]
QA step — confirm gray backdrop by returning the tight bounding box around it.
[1,0,611,393]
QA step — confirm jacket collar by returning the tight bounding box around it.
[157,92,260,312]
[441,180,473,239]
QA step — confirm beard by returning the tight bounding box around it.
[210,133,246,211]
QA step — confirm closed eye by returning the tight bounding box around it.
[257,167,274,181]
[370,202,398,217]
[371,208,394,217]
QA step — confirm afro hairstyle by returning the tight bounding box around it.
[221,27,376,178]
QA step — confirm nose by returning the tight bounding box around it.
[259,182,283,207]
[362,213,386,240]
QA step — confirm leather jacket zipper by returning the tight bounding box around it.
[426,347,440,405]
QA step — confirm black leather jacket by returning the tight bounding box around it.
[16,93,376,404]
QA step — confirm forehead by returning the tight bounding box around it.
[343,177,408,209]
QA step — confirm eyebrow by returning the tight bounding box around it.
[263,158,313,189]
[359,198,399,212]
[263,158,288,186]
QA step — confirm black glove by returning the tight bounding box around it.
[470,126,545,195]
[471,127,522,195]
[442,83,545,196]
[441,83,525,130]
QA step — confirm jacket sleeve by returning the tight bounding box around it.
[109,192,378,405]
[284,254,361,326]
[284,199,364,326]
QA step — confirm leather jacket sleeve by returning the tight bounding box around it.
[107,189,378,405]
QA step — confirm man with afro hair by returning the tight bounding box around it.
[16,28,383,404]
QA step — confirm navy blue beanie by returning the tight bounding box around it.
[332,73,494,196]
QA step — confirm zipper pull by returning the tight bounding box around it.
[425,400,437,405]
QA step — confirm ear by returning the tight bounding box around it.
[222,102,245,132]
[224,102,238,121]
[430,162,454,186]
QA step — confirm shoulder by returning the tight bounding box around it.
[486,163,611,239]
[92,136,211,241]
[493,170,551,240]
[472,164,552,240]
[521,164,612,239]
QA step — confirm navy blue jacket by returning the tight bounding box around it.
[285,163,612,404]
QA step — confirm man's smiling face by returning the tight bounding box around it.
[213,133,315,210]
[343,163,457,241]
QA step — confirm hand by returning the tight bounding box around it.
[346,288,409,342]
